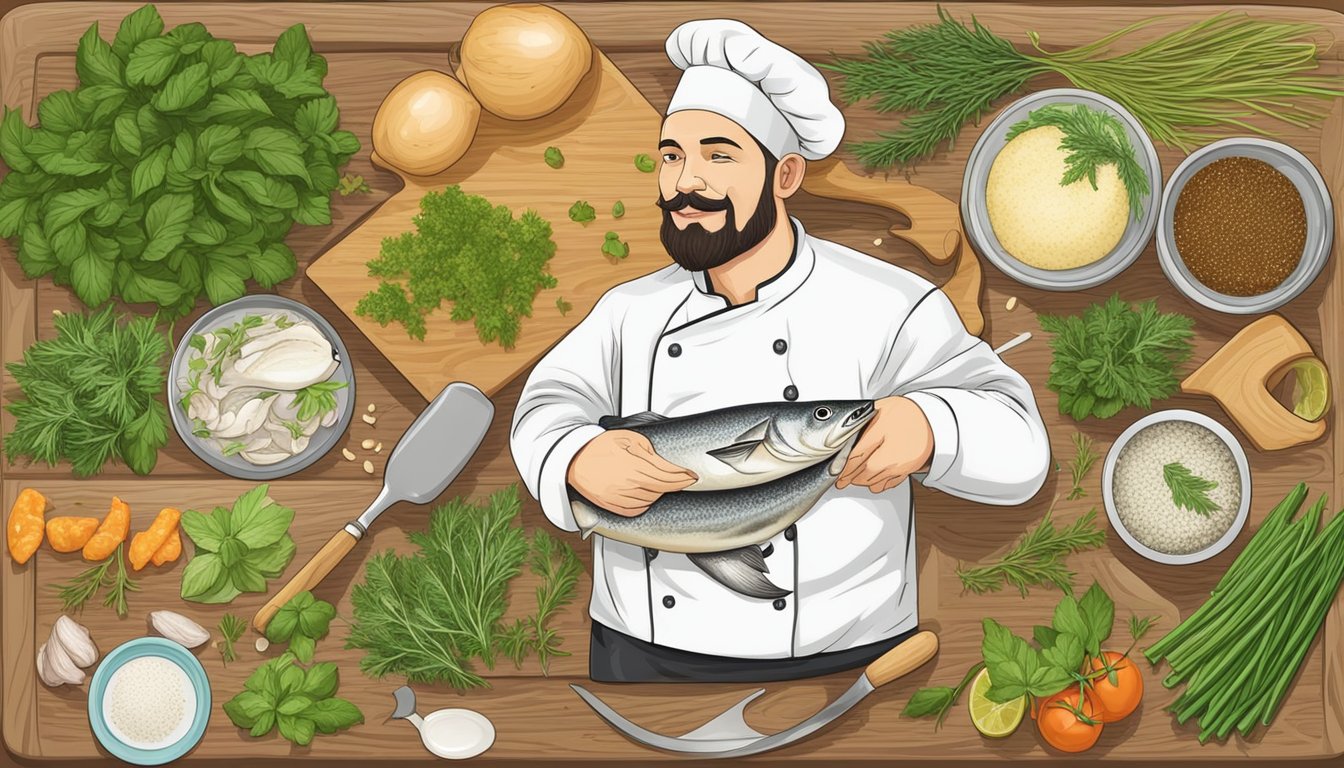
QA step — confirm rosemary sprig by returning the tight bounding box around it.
[55,543,137,617]
[957,504,1107,596]
[1163,462,1220,517]
[529,529,583,675]
[219,613,247,665]
[101,545,139,617]
[1067,433,1099,500]
[1129,614,1159,643]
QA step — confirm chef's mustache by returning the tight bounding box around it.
[656,191,732,213]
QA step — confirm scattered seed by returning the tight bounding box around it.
[873,238,883,246]
[52,309,63,317]
[363,460,375,474]
[361,439,376,450]
[362,414,377,425]
[341,448,356,461]
[374,442,383,453]
[255,637,269,653]
[1006,296,1018,311]
[367,403,376,413]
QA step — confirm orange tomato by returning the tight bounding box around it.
[1085,651,1144,723]
[1036,688,1104,753]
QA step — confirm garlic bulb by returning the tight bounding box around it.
[150,611,211,649]
[37,616,98,687]
[41,637,85,686]
[52,615,98,668]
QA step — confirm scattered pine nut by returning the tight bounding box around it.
[374,442,383,453]
[873,238,883,246]
[362,413,377,425]
[367,403,376,413]
[255,637,269,653]
[362,460,375,474]
[1006,296,1018,311]
[341,448,356,461]
[52,309,64,317]
[361,439,376,450]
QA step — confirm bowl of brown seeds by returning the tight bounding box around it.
[1156,137,1332,314]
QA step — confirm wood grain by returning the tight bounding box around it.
[3,2,1344,764]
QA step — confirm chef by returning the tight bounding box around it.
[510,19,1050,682]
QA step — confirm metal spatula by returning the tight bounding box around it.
[253,382,495,632]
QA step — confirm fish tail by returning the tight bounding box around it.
[688,547,792,599]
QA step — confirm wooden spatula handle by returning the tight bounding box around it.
[865,630,940,688]
[253,529,359,633]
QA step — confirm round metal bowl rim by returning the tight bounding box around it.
[1154,136,1334,315]
[166,295,356,480]
[960,87,1162,291]
[1100,409,1253,566]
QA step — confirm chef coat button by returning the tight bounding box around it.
[783,385,798,401]
[773,339,787,354]
[668,343,682,358]
[760,543,774,558]
[645,548,658,563]
[773,598,787,611]
[662,595,676,609]
[784,525,797,541]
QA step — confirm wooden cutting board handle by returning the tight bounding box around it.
[803,158,984,336]
[1180,314,1328,451]
[865,630,939,689]
[253,529,359,633]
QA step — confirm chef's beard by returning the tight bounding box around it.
[657,157,779,272]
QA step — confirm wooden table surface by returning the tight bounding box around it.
[3,2,1344,766]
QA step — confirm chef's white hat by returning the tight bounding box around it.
[664,19,844,161]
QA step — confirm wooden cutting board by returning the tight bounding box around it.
[305,44,975,401]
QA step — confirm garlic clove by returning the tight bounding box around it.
[42,635,85,686]
[150,611,211,649]
[36,643,60,687]
[52,615,98,668]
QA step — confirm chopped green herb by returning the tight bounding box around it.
[293,380,346,422]
[634,153,656,173]
[556,297,572,315]
[1067,433,1098,500]
[221,441,246,457]
[602,231,629,260]
[219,613,247,664]
[338,173,371,195]
[282,420,305,440]
[544,146,564,169]
[612,200,625,218]
[1163,461,1220,516]
[568,200,596,224]
[957,504,1106,596]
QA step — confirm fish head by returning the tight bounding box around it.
[771,400,876,457]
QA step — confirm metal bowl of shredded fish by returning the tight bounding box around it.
[961,88,1162,291]
[167,295,355,480]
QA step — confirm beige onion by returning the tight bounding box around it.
[458,4,592,121]
[372,70,481,177]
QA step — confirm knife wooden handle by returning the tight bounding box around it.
[865,630,940,688]
[253,529,359,633]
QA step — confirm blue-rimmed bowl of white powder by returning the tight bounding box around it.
[1102,409,1252,565]
[88,638,211,765]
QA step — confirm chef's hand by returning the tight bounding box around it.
[836,396,934,493]
[567,430,698,517]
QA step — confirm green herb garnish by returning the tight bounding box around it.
[555,296,572,316]
[601,231,629,260]
[568,200,596,224]
[5,308,169,476]
[180,485,297,604]
[55,543,137,616]
[265,591,335,663]
[219,613,247,664]
[611,200,625,218]
[0,5,358,317]
[293,380,346,422]
[355,186,557,346]
[223,653,363,746]
[544,146,564,169]
[1129,614,1159,643]
[818,8,1344,169]
[1067,433,1098,500]
[529,529,583,674]
[338,174,371,195]
[634,153,656,173]
[902,661,985,728]
[1005,104,1149,218]
[1038,295,1194,421]
[1163,461,1220,516]
[957,505,1106,596]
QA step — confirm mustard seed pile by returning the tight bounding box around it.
[1173,156,1306,297]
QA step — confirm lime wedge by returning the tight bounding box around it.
[1290,358,1330,422]
[968,667,1026,738]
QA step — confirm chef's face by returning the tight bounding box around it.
[656,110,779,271]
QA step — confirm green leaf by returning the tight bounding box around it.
[1027,665,1074,698]
[903,687,956,719]
[245,536,296,578]
[71,252,115,307]
[37,90,84,133]
[180,552,226,599]
[328,130,359,157]
[187,215,228,246]
[1040,631,1084,674]
[112,5,164,59]
[233,504,295,550]
[1163,461,1220,517]
[1052,596,1090,645]
[634,153,655,172]
[612,200,625,218]
[301,663,339,700]
[1078,581,1115,655]
[152,61,210,112]
[224,690,270,728]
[197,124,244,166]
[293,193,331,226]
[119,402,167,474]
[131,145,171,199]
[222,170,297,209]
[273,24,313,72]
[298,599,335,639]
[294,97,338,138]
[287,632,316,663]
[76,22,123,87]
[205,177,252,223]
[141,193,194,261]
[544,146,564,169]
[199,89,273,124]
[278,694,314,716]
[243,127,310,183]
[125,36,181,87]
[231,559,268,594]
[303,698,363,734]
[0,198,28,239]
[1033,625,1060,650]
[0,107,35,173]
[112,112,142,157]
[248,243,297,289]
[601,232,629,259]
[218,537,247,568]
[47,188,109,231]
[180,508,226,552]
[568,200,596,224]
[204,261,247,305]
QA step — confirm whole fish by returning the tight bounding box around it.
[571,400,876,599]
[596,400,876,490]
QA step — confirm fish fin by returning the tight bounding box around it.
[733,419,772,445]
[599,411,667,429]
[688,547,791,599]
[706,441,780,474]
[568,493,600,539]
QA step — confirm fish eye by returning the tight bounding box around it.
[814,406,832,421]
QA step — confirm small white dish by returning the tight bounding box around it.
[418,708,496,760]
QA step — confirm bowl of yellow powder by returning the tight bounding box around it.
[962,89,1161,291]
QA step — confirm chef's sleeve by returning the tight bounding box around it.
[510,292,623,532]
[869,287,1051,505]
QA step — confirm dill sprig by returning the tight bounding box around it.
[957,504,1107,596]
[1067,433,1099,500]
[1163,462,1220,517]
[529,529,583,675]
[1005,104,1149,218]
[819,8,1344,168]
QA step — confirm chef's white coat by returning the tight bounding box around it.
[510,217,1051,659]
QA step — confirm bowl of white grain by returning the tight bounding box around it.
[1102,409,1252,565]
